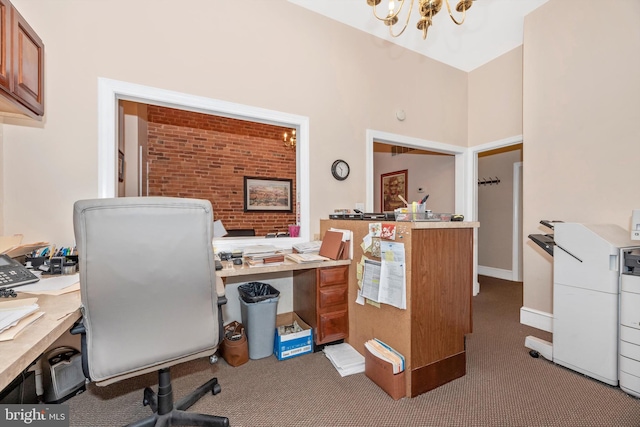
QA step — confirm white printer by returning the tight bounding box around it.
[620,250,640,398]
[528,221,640,397]
[552,223,640,394]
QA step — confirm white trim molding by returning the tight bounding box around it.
[520,306,553,333]
[477,266,513,281]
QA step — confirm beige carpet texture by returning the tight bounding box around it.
[66,276,640,426]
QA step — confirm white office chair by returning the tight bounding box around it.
[72,197,229,427]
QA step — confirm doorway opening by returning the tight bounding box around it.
[472,137,524,286]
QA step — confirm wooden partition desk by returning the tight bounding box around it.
[321,219,479,398]
[0,291,82,391]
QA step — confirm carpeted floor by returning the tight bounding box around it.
[67,276,640,426]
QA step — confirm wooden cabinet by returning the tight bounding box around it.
[293,265,349,346]
[321,219,477,398]
[0,0,43,119]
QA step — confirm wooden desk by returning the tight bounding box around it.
[0,291,82,391]
[217,258,352,346]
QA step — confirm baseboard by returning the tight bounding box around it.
[524,336,553,360]
[477,266,513,281]
[520,306,553,333]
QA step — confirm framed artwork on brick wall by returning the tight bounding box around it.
[381,169,407,212]
[244,177,293,212]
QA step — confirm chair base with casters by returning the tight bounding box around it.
[128,368,229,427]
[71,323,230,427]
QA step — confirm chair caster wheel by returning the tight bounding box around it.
[209,355,218,364]
[212,383,222,395]
[529,350,540,358]
[142,387,157,412]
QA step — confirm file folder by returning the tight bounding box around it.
[364,346,406,400]
[319,230,345,260]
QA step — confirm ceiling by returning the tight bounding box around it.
[289,0,549,72]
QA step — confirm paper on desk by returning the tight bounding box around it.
[0,234,49,258]
[0,311,45,341]
[17,273,80,294]
[0,297,39,333]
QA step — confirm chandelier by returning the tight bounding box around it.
[283,129,296,149]
[366,0,473,40]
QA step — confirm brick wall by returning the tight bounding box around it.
[146,106,297,236]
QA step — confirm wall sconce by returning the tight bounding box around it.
[283,129,296,149]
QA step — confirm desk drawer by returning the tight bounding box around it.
[318,265,348,287]
[318,309,348,344]
[319,286,348,309]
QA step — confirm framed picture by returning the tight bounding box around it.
[381,169,407,212]
[244,177,293,212]
[118,150,125,182]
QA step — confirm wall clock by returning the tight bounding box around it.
[331,159,350,181]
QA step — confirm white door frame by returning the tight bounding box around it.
[513,161,523,281]
[470,135,524,290]
[365,129,479,294]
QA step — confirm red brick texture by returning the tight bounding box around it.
[146,106,297,236]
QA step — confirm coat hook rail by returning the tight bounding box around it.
[478,176,500,186]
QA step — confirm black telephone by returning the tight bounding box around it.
[0,254,40,291]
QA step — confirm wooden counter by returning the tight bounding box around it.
[321,219,479,398]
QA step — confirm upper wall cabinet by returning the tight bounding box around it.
[0,0,44,120]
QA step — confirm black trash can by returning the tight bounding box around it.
[238,282,280,359]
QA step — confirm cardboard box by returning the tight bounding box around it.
[274,312,313,361]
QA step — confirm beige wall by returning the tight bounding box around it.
[523,0,640,313]
[0,125,3,236]
[373,152,455,213]
[468,46,523,146]
[1,0,467,246]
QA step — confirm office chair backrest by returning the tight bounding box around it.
[73,197,219,385]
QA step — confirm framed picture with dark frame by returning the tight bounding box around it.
[244,176,293,212]
[118,150,125,182]
[381,169,408,212]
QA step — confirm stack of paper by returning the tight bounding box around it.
[0,297,44,340]
[0,234,49,258]
[242,245,280,259]
[285,253,329,264]
[364,339,405,374]
[323,342,365,377]
[292,241,322,254]
[246,254,285,267]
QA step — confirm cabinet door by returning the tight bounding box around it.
[11,5,43,116]
[0,0,11,91]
